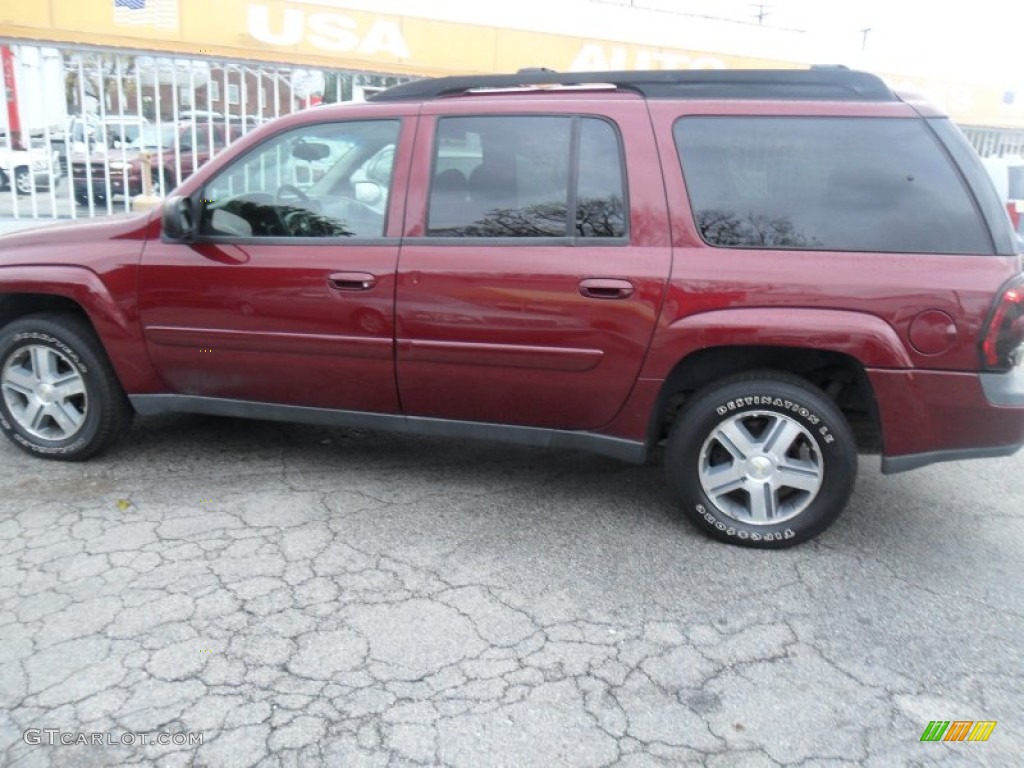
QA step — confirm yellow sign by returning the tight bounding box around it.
[0,0,783,73]
[2,0,1022,129]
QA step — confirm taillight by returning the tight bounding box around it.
[1007,202,1021,231]
[982,277,1024,369]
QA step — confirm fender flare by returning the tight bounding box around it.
[642,306,912,379]
[0,264,156,391]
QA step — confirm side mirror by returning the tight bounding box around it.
[162,195,195,241]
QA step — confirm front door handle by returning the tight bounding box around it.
[328,272,376,291]
[578,277,634,300]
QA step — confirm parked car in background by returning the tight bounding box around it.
[0,142,62,194]
[64,115,103,157]
[71,120,234,204]
[982,156,1024,235]
[181,111,268,130]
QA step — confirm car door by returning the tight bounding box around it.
[137,115,412,413]
[395,100,672,430]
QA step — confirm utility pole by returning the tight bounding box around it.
[751,3,771,25]
[860,27,872,51]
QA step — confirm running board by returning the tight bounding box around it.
[129,394,648,464]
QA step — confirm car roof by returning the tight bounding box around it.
[371,68,897,103]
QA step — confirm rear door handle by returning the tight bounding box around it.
[578,277,634,300]
[328,272,376,291]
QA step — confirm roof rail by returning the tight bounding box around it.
[369,68,896,103]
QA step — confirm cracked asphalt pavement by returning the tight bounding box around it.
[1,413,1021,766]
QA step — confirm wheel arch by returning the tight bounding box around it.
[0,292,125,384]
[650,344,882,455]
[0,292,91,329]
[0,279,158,393]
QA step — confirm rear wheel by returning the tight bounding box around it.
[0,314,133,460]
[14,167,33,195]
[665,371,856,548]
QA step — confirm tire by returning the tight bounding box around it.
[665,371,856,548]
[74,188,103,207]
[14,167,33,195]
[0,314,133,461]
[152,168,175,196]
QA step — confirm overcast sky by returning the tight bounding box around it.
[666,0,1021,83]
[334,0,1022,86]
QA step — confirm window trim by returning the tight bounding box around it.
[186,235,404,247]
[421,112,630,243]
[189,117,404,244]
[673,114,995,256]
[926,117,1009,256]
[575,113,630,242]
[416,236,629,248]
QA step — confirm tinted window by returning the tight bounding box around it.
[576,119,626,237]
[199,120,399,239]
[427,116,625,238]
[674,117,991,254]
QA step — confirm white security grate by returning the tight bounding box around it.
[0,41,411,221]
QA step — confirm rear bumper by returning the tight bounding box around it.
[979,367,1024,406]
[870,367,1024,474]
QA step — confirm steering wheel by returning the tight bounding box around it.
[275,183,310,204]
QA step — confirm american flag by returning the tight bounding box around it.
[113,0,180,31]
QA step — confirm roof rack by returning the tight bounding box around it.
[369,68,896,103]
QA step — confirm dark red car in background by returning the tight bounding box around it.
[71,120,234,204]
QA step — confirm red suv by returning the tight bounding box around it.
[2,68,1023,547]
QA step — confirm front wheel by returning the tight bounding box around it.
[0,314,133,460]
[14,167,34,195]
[665,371,857,548]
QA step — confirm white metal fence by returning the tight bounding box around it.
[0,42,410,220]
[961,126,1024,161]
[3,41,1024,222]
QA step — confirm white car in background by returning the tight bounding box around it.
[982,156,1024,235]
[0,144,62,195]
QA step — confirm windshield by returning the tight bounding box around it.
[108,122,143,143]
[130,124,178,149]
[71,121,96,143]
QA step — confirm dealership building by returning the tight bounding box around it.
[1,0,1022,214]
